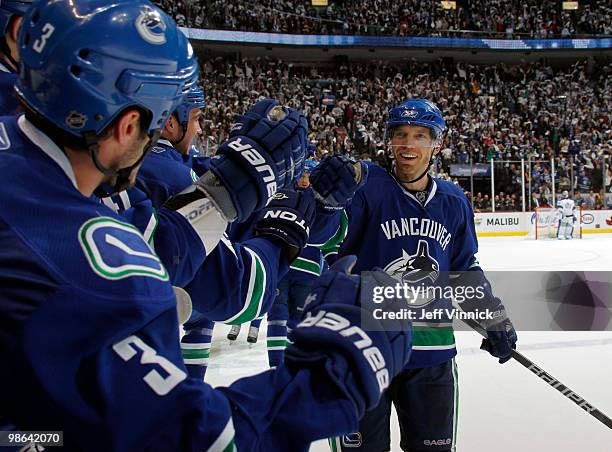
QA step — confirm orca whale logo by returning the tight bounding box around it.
[399,240,440,284]
[400,108,419,119]
[135,9,167,45]
[384,240,440,307]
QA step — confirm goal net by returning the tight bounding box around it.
[527,206,582,239]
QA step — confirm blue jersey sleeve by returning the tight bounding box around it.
[185,235,289,323]
[135,169,194,208]
[102,187,207,287]
[189,155,213,177]
[450,197,480,272]
[0,222,357,451]
[0,72,20,115]
[221,365,358,451]
[337,188,368,258]
[308,206,345,247]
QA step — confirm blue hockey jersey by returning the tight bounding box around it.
[135,139,199,207]
[288,209,348,282]
[100,186,206,288]
[0,61,19,116]
[339,164,481,368]
[0,115,359,450]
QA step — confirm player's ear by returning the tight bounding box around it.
[113,109,143,147]
[432,138,444,156]
[162,113,178,140]
[8,16,22,45]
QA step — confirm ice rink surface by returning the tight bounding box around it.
[205,235,612,451]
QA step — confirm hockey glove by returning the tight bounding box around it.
[310,154,368,211]
[285,257,412,416]
[480,308,517,364]
[203,99,308,222]
[162,182,228,256]
[254,188,316,262]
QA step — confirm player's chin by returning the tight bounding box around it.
[395,167,419,182]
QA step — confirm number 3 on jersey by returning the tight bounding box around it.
[113,335,186,396]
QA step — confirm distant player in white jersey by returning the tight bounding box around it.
[557,190,578,240]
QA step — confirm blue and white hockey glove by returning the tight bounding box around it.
[254,188,316,262]
[310,154,368,211]
[285,257,412,416]
[480,308,517,364]
[200,99,308,222]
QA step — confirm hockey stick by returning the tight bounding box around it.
[462,318,612,429]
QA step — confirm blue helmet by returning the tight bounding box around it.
[16,0,199,142]
[0,0,32,37]
[386,99,446,141]
[174,84,205,126]
[304,159,318,173]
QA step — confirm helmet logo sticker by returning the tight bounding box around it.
[135,9,167,45]
[65,111,88,129]
[401,109,419,119]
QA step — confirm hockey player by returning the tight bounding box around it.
[0,0,32,114]
[331,99,518,452]
[0,1,413,450]
[557,190,578,240]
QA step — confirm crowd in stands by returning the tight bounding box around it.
[154,0,612,38]
[194,55,611,210]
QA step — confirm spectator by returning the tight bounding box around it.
[153,0,612,38]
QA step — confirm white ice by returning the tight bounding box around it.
[205,235,612,451]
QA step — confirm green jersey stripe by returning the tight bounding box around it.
[412,327,455,347]
[290,256,321,275]
[320,209,349,251]
[224,248,266,324]
[206,418,235,452]
[181,348,210,359]
[267,339,289,348]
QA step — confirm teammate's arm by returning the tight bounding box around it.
[336,188,368,258]
[102,186,208,287]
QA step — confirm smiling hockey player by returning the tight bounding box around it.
[331,99,518,452]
